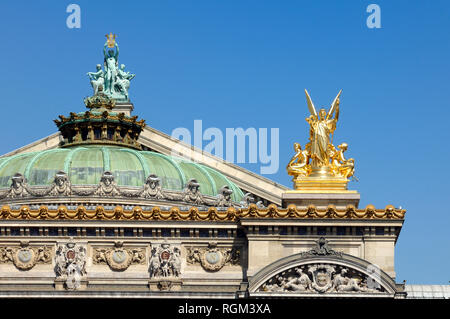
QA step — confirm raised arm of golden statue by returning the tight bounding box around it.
[287,89,355,191]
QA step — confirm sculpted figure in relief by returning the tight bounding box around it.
[183,179,204,205]
[149,243,181,278]
[54,241,87,290]
[6,173,30,199]
[216,185,233,207]
[94,171,120,196]
[47,171,72,196]
[142,174,165,199]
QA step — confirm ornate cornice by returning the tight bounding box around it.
[0,203,405,221]
[54,111,145,129]
[54,110,145,150]
[240,204,405,220]
[0,172,239,208]
[0,205,240,221]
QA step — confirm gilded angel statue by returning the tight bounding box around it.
[286,89,356,189]
[304,89,341,167]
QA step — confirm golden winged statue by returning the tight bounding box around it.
[287,89,355,190]
[304,89,341,167]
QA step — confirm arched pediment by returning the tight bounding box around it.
[248,238,399,298]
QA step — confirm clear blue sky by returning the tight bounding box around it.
[0,1,449,284]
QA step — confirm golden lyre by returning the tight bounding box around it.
[106,33,117,48]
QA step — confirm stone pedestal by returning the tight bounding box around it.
[149,278,182,292]
[54,277,88,291]
[114,102,134,116]
[282,191,360,209]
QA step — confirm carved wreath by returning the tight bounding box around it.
[0,244,52,271]
[94,247,145,271]
[187,244,240,272]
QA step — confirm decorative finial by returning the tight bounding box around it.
[106,33,116,48]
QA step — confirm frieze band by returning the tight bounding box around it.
[0,172,238,208]
[0,203,404,221]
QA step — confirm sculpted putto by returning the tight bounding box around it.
[0,242,52,271]
[93,242,145,271]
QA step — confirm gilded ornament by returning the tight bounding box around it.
[287,89,357,191]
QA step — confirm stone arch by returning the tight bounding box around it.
[248,252,400,297]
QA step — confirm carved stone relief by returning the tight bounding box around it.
[259,263,384,294]
[182,179,204,205]
[0,171,241,208]
[4,173,31,199]
[299,237,342,258]
[0,241,52,270]
[47,171,72,196]
[55,241,87,290]
[141,174,165,199]
[149,243,181,278]
[93,171,121,196]
[186,242,240,272]
[93,241,145,271]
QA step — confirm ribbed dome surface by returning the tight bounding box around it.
[0,146,244,202]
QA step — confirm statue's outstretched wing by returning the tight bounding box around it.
[304,89,317,117]
[327,89,342,120]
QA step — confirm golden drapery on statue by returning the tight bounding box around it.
[287,89,355,191]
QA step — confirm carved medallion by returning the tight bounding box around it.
[186,242,240,272]
[93,242,145,271]
[309,264,335,293]
[0,242,52,271]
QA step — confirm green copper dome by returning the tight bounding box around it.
[0,146,244,202]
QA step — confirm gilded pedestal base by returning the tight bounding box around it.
[291,166,353,193]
